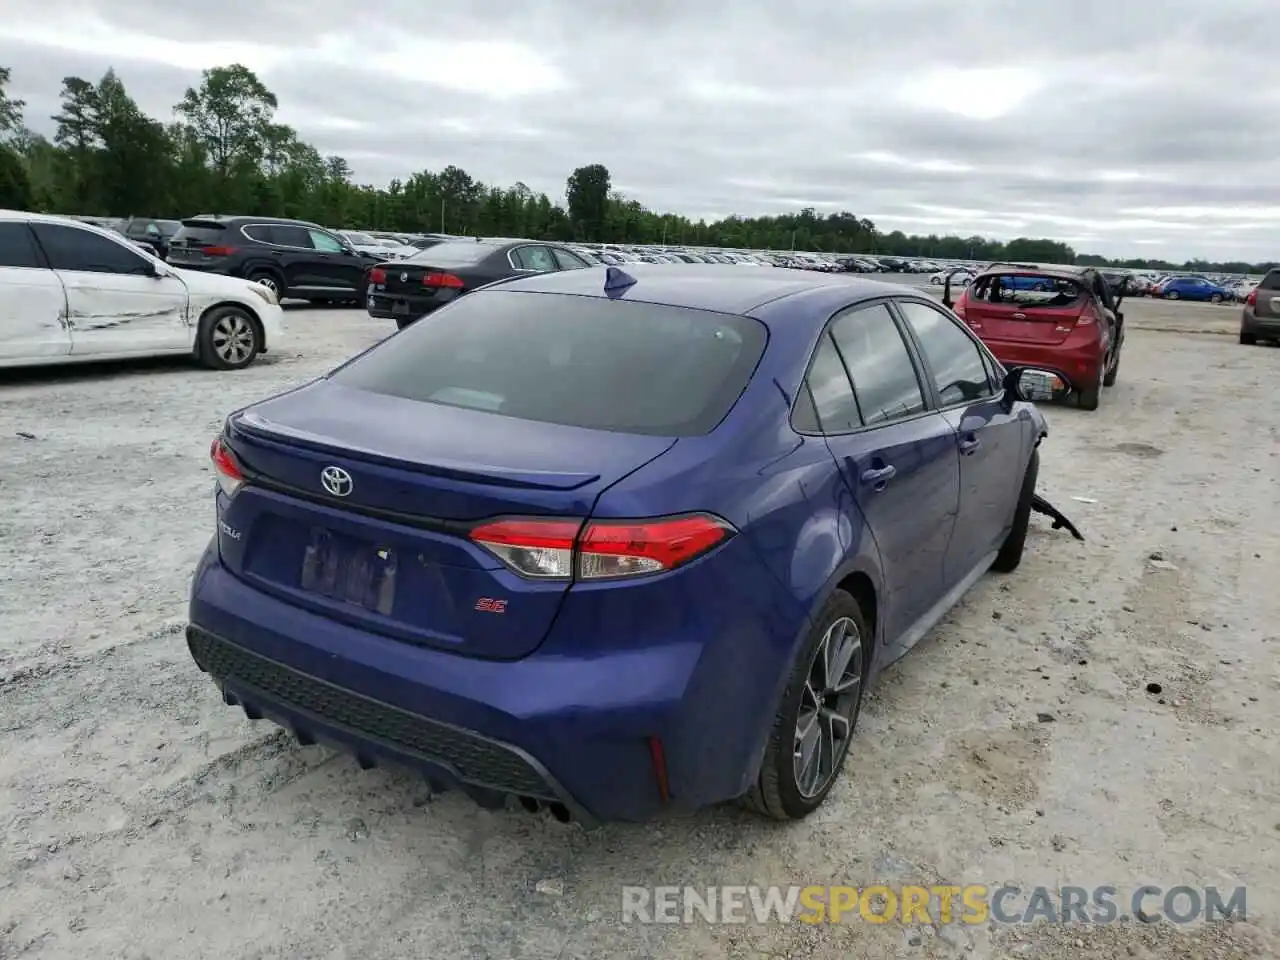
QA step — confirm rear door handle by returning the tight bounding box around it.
[860,464,897,488]
[959,435,981,455]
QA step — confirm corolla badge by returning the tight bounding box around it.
[320,465,353,497]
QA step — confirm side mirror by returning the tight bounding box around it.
[1004,366,1069,403]
[147,262,169,279]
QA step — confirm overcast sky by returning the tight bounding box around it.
[1,0,1275,260]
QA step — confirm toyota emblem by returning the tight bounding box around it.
[400,271,408,282]
[320,465,353,497]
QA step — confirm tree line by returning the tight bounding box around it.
[0,63,1271,274]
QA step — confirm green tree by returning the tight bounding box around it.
[175,64,277,179]
[0,144,33,208]
[0,66,23,140]
[566,163,610,241]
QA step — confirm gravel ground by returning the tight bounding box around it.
[1,291,1277,960]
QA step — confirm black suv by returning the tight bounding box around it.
[118,217,183,259]
[166,215,377,303]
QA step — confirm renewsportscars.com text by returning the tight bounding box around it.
[620,884,1247,926]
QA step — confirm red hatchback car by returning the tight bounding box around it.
[942,264,1124,411]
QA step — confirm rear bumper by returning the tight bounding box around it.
[980,337,1103,393]
[187,539,803,823]
[366,290,455,321]
[1240,307,1280,337]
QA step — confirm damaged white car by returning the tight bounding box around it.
[0,211,284,371]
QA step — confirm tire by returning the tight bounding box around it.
[1210,293,1223,304]
[1076,361,1103,410]
[395,317,415,331]
[743,590,870,821]
[1240,330,1257,346]
[246,270,285,300]
[1165,291,1179,300]
[991,450,1039,573]
[1103,338,1121,387]
[197,305,262,370]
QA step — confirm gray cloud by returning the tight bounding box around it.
[1,0,1277,259]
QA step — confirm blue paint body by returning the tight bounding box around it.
[188,265,1046,822]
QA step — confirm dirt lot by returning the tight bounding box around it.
[1,293,1277,960]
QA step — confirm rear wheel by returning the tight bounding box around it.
[1210,293,1223,304]
[744,590,869,821]
[246,270,284,299]
[1240,330,1257,346]
[1103,337,1122,387]
[395,316,415,331]
[992,450,1039,573]
[1166,290,1179,300]
[1076,362,1103,410]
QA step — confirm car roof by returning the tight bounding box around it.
[978,263,1096,281]
[492,263,923,317]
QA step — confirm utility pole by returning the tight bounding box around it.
[440,197,445,233]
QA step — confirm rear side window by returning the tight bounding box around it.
[798,334,860,433]
[242,224,277,244]
[552,248,591,270]
[272,225,313,248]
[970,274,1085,309]
[829,304,927,426]
[0,222,42,268]
[1261,270,1280,289]
[406,242,494,266]
[330,291,767,437]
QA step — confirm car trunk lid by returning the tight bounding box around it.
[167,219,234,267]
[216,380,676,659]
[958,273,1093,345]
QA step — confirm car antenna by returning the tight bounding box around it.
[603,266,637,297]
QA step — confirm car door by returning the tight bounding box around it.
[819,301,961,652]
[0,219,70,362]
[894,298,1025,587]
[307,228,367,294]
[510,245,558,274]
[30,221,190,357]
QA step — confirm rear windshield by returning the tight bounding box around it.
[155,220,181,235]
[970,274,1085,308]
[406,241,496,265]
[1260,270,1280,289]
[330,290,767,436]
[172,221,227,243]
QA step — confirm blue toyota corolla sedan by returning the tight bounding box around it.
[187,264,1079,824]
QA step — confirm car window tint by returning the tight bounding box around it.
[552,247,591,270]
[267,225,309,247]
[308,230,345,253]
[1260,270,1280,290]
[513,246,557,272]
[0,222,42,268]
[803,333,861,432]
[31,223,151,275]
[896,300,994,406]
[331,290,767,437]
[829,303,927,425]
[242,224,275,244]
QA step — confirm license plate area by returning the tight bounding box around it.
[300,527,397,615]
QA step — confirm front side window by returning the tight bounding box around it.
[829,303,927,426]
[308,230,346,253]
[896,300,994,406]
[0,222,42,269]
[330,290,767,437]
[31,223,152,275]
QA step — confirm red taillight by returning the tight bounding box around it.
[203,245,236,257]
[1076,305,1097,326]
[423,272,465,289]
[210,437,244,498]
[468,513,735,581]
[1246,289,1258,307]
[368,267,387,284]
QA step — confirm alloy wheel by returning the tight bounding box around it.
[254,275,279,294]
[212,313,255,365]
[793,616,863,798]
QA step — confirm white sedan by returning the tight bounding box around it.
[0,211,283,370]
[931,268,974,286]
